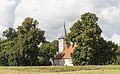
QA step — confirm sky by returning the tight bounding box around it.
[0,0,120,45]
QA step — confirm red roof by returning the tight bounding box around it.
[54,46,75,60]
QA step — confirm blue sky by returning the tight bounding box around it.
[0,0,120,45]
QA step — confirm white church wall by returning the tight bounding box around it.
[64,59,73,66]
[54,59,73,66]
[54,59,65,66]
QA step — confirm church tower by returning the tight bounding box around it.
[58,36,65,52]
[58,22,67,52]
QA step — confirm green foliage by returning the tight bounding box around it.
[11,17,45,66]
[3,28,18,40]
[39,40,58,66]
[39,42,51,65]
[0,17,59,66]
[67,12,118,65]
[0,17,46,66]
[0,40,15,66]
[49,40,59,57]
[0,13,119,66]
[93,39,118,65]
[115,46,120,64]
[0,28,18,65]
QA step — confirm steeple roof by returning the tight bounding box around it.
[58,22,67,39]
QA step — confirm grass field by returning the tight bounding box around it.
[0,65,120,74]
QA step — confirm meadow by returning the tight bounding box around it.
[0,65,120,74]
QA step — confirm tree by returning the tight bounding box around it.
[0,17,58,66]
[0,28,17,66]
[8,17,45,66]
[0,40,15,66]
[38,40,58,66]
[39,42,51,66]
[67,12,118,65]
[92,38,118,65]
[49,40,59,58]
[3,28,18,40]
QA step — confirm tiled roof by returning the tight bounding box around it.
[54,46,75,60]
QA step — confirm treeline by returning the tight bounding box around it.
[0,18,58,66]
[0,12,120,66]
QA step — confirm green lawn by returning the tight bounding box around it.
[0,65,120,74]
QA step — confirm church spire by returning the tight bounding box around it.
[64,21,67,37]
[58,21,67,52]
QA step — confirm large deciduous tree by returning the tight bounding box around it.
[9,17,45,66]
[66,12,118,65]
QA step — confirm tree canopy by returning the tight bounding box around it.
[0,17,59,66]
[39,40,58,66]
[66,12,118,65]
[0,17,46,66]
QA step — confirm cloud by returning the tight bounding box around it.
[98,6,120,36]
[0,0,120,45]
[110,34,120,45]
[0,0,21,37]
[102,33,120,45]
[14,0,93,41]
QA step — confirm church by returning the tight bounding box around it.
[53,23,75,66]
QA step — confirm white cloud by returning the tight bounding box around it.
[109,34,120,45]
[14,0,93,41]
[0,0,21,37]
[102,33,120,45]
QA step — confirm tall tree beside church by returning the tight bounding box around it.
[66,12,118,65]
[39,40,58,66]
[8,17,45,66]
